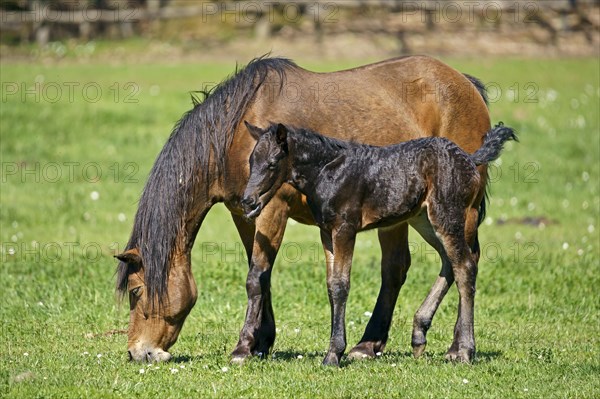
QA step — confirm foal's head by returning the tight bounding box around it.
[242,122,290,219]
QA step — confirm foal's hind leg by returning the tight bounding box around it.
[230,196,289,362]
[348,223,411,359]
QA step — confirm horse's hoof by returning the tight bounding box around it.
[412,343,427,359]
[347,350,373,361]
[230,355,247,365]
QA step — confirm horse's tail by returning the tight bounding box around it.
[470,123,518,166]
[463,73,489,108]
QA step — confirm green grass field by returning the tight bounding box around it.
[1,55,599,398]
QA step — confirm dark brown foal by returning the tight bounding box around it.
[242,122,516,366]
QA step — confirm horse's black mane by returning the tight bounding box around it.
[116,56,297,303]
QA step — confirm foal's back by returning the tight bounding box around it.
[320,137,481,231]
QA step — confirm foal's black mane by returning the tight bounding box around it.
[116,56,297,302]
[290,125,356,152]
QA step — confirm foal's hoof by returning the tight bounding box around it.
[445,348,474,363]
[412,343,427,359]
[322,353,341,367]
[230,349,251,364]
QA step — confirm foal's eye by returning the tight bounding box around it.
[131,287,142,297]
[267,161,277,170]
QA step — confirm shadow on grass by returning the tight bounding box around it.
[272,350,323,361]
[170,349,503,366]
[344,349,503,365]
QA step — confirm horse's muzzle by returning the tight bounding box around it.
[128,346,172,363]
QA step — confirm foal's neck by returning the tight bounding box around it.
[287,129,350,191]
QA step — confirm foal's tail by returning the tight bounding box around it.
[470,123,518,166]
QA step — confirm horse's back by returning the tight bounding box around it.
[250,55,489,150]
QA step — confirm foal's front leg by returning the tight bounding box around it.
[320,225,356,367]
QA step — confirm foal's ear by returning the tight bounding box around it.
[275,123,288,146]
[115,248,142,265]
[244,121,265,140]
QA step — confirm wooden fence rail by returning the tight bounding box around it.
[1,0,598,49]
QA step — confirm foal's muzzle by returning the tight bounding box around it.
[241,196,262,219]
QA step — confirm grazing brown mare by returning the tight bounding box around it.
[115,55,491,363]
[242,122,516,366]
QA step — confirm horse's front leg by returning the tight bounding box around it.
[230,196,289,362]
[321,225,356,367]
[349,223,411,359]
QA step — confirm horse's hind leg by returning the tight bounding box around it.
[409,213,455,358]
[444,207,479,362]
[348,223,411,359]
[230,196,289,362]
[430,206,478,363]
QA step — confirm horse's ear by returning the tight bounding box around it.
[115,248,142,265]
[244,121,264,140]
[275,123,288,146]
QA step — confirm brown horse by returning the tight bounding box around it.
[115,55,491,363]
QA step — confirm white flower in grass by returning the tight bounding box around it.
[462,378,469,384]
[221,367,229,372]
[562,242,569,250]
[90,191,99,201]
[117,213,126,222]
[82,352,89,356]
[588,225,595,233]
[294,328,300,333]
[577,249,584,256]
[376,352,382,357]
[97,353,102,359]
[391,363,397,367]
[364,311,372,317]
[582,171,590,182]
[515,231,523,240]
[139,369,145,374]
[170,368,178,374]
[23,352,29,357]
[149,85,160,96]
[296,355,303,359]
[179,365,185,369]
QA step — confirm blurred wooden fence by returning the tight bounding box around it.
[1,0,598,48]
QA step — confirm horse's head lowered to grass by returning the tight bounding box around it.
[115,248,197,362]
